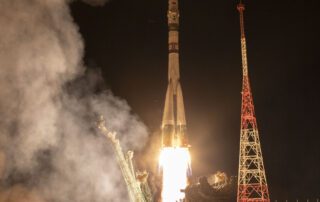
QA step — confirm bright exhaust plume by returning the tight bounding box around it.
[159,147,191,202]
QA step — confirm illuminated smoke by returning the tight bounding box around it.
[208,171,228,184]
[207,171,228,190]
[0,0,148,202]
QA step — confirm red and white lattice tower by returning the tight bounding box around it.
[237,1,270,202]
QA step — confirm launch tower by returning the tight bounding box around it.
[237,1,270,201]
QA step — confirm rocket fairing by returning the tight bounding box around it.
[161,0,188,148]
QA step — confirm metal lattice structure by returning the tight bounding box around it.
[237,2,270,202]
[96,116,153,202]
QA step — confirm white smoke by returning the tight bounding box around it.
[0,0,148,202]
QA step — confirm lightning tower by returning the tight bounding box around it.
[237,1,270,201]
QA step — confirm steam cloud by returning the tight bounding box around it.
[0,0,148,202]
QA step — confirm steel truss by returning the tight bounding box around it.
[237,2,270,202]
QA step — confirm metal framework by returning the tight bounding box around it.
[237,2,270,202]
[96,116,153,202]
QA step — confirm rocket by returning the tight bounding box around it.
[161,0,188,148]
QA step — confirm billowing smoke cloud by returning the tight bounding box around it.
[0,0,148,202]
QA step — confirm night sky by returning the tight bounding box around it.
[71,0,320,200]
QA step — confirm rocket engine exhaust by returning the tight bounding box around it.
[159,147,191,202]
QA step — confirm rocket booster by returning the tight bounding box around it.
[161,0,188,148]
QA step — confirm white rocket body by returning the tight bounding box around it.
[162,0,187,148]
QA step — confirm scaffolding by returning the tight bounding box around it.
[96,116,153,202]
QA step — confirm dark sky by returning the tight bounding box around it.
[71,0,320,200]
